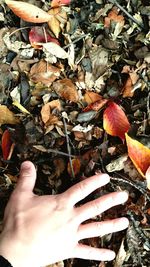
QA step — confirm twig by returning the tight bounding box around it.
[33,145,76,158]
[108,0,144,30]
[63,33,90,49]
[110,176,150,202]
[63,117,75,178]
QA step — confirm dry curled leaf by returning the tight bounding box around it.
[103,102,130,141]
[30,59,61,86]
[53,78,79,102]
[0,105,20,125]
[41,99,61,125]
[5,0,52,23]
[104,7,125,28]
[125,133,150,186]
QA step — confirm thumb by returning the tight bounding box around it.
[146,166,150,190]
[15,161,37,194]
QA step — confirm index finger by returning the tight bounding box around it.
[64,173,110,206]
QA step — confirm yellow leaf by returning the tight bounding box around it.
[0,105,20,125]
[125,133,150,180]
[48,8,61,38]
[12,100,30,114]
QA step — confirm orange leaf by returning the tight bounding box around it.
[1,130,14,160]
[53,79,79,102]
[125,133,150,180]
[83,99,108,112]
[51,0,70,8]
[67,158,81,177]
[122,77,134,98]
[84,91,102,104]
[103,102,130,141]
[0,105,20,125]
[104,7,125,28]
[5,0,52,23]
[30,59,61,86]
[48,8,61,38]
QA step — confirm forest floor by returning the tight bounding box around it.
[0,0,150,266]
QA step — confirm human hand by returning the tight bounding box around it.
[0,161,129,267]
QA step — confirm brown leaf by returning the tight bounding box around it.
[5,0,52,23]
[84,91,102,104]
[41,99,61,125]
[51,0,71,7]
[83,99,108,112]
[53,78,79,102]
[30,59,61,86]
[0,105,20,125]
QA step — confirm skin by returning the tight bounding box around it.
[0,161,130,267]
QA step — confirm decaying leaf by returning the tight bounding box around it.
[12,100,30,114]
[0,105,20,125]
[30,59,61,86]
[103,102,130,141]
[29,27,59,49]
[67,158,81,177]
[41,99,61,125]
[48,8,61,38]
[51,0,70,7]
[1,129,13,160]
[125,133,150,186]
[53,78,79,102]
[106,154,128,172]
[41,42,68,63]
[104,7,125,28]
[5,0,52,23]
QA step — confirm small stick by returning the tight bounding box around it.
[63,117,75,178]
[108,0,144,29]
[63,34,90,49]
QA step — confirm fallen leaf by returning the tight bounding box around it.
[67,158,81,177]
[0,105,20,125]
[5,0,52,23]
[1,129,13,160]
[53,78,79,102]
[84,91,102,104]
[29,27,59,49]
[104,7,125,28]
[51,0,70,8]
[30,59,61,86]
[106,154,128,172]
[103,102,130,141]
[146,167,150,191]
[83,98,108,112]
[41,42,68,62]
[125,133,150,184]
[122,77,134,98]
[12,100,30,114]
[48,8,61,38]
[41,99,61,125]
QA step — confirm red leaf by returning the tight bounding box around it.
[51,0,71,7]
[29,27,60,49]
[103,102,130,141]
[1,130,13,160]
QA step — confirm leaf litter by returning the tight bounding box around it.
[0,0,150,266]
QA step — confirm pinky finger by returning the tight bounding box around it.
[74,244,115,261]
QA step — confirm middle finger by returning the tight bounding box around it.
[75,191,128,223]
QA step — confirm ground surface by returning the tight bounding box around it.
[0,0,150,266]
